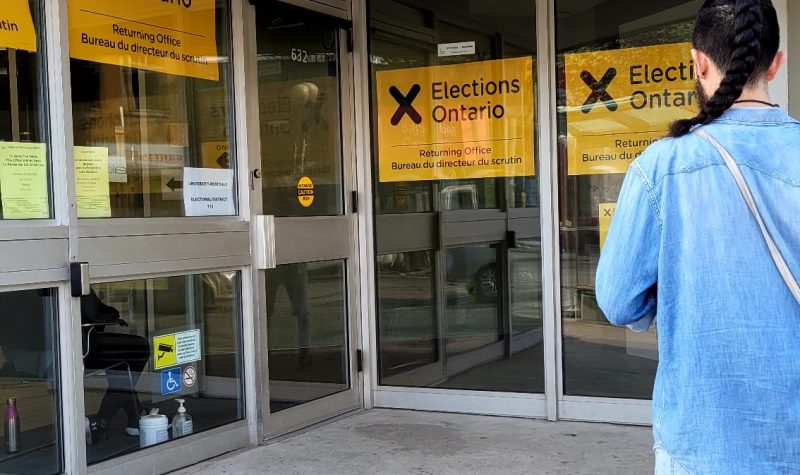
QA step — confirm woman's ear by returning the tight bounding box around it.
[766,51,786,81]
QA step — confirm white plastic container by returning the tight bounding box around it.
[139,414,169,448]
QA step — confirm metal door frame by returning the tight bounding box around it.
[247,1,364,439]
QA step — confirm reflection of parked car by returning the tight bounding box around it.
[446,242,541,304]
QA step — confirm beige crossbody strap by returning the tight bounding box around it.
[696,129,800,305]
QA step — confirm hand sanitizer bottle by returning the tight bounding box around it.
[4,398,21,454]
[172,399,193,439]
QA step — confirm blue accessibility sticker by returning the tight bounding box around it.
[160,367,182,395]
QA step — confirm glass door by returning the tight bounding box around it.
[253,0,361,436]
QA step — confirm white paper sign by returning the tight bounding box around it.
[437,41,476,57]
[183,167,235,216]
[108,155,128,183]
[175,329,201,365]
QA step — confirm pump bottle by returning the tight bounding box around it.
[172,399,193,439]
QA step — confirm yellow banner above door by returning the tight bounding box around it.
[0,0,37,52]
[565,42,696,176]
[376,57,535,182]
[67,0,219,81]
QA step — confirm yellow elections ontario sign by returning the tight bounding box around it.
[376,57,535,182]
[0,0,37,52]
[565,42,696,175]
[68,0,219,81]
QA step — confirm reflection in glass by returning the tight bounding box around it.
[0,1,51,220]
[377,251,437,382]
[555,0,702,398]
[370,0,544,394]
[70,1,236,218]
[266,261,348,412]
[0,289,61,474]
[84,273,244,465]
[256,1,344,217]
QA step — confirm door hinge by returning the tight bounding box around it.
[356,349,363,372]
[351,190,359,214]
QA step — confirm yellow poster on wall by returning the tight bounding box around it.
[565,43,696,176]
[0,142,49,219]
[0,0,37,52]
[74,146,112,218]
[376,57,535,182]
[67,0,219,81]
[598,202,617,251]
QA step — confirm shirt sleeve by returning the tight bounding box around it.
[595,162,661,330]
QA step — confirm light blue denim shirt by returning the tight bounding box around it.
[596,107,800,474]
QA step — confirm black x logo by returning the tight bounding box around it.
[390,84,423,125]
[603,208,614,217]
[580,68,618,114]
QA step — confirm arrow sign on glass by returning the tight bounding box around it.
[166,177,184,192]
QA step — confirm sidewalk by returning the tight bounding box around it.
[174,410,654,474]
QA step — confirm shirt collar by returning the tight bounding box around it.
[716,106,798,124]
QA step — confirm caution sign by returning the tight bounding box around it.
[565,43,696,175]
[598,203,617,251]
[376,57,535,182]
[0,0,37,52]
[67,0,219,81]
[297,176,314,208]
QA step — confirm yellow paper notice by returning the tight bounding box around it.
[565,43,696,176]
[599,203,617,251]
[0,0,37,52]
[74,146,111,218]
[0,142,49,219]
[68,0,219,81]
[376,57,535,182]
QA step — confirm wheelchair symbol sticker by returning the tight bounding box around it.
[160,368,183,395]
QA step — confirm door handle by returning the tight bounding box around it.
[255,215,277,270]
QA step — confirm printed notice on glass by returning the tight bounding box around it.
[565,43,696,175]
[67,0,219,81]
[0,143,48,219]
[375,57,535,182]
[183,167,235,216]
[74,146,112,218]
[0,0,37,52]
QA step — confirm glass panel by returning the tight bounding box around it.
[84,272,244,465]
[377,251,437,382]
[0,289,61,474]
[0,1,51,220]
[255,1,344,217]
[556,1,703,398]
[370,0,544,394]
[70,0,236,218]
[266,261,348,412]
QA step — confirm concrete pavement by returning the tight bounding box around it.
[173,410,654,474]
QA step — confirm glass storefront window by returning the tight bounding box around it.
[83,272,244,465]
[556,0,703,399]
[0,1,51,221]
[0,288,61,474]
[69,0,237,218]
[370,0,544,394]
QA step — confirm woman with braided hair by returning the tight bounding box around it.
[596,0,799,473]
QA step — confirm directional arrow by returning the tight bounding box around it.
[216,152,230,169]
[167,177,183,192]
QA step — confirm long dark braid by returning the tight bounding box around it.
[669,0,768,137]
